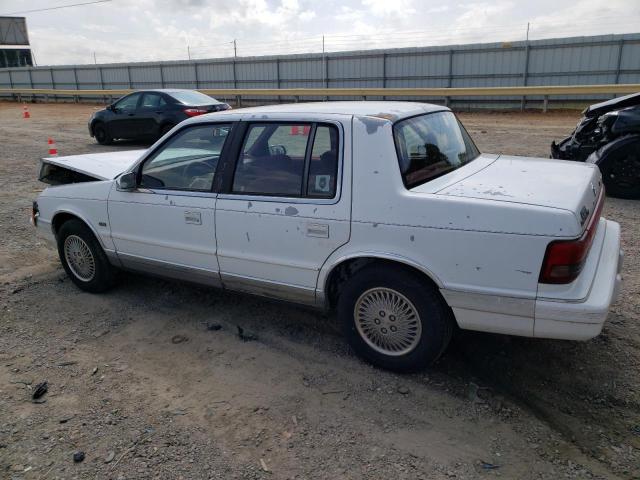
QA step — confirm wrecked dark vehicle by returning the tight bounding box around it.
[551,92,640,199]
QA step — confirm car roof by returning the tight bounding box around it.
[212,101,449,122]
[143,89,204,94]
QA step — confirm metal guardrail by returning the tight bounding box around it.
[1,84,639,111]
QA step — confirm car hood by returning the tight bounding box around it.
[41,149,146,181]
[432,155,603,232]
[583,91,640,117]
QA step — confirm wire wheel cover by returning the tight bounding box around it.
[354,287,422,356]
[64,235,96,282]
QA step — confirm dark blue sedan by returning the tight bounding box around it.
[88,89,230,144]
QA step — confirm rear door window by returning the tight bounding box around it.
[231,123,340,198]
[140,93,167,109]
[232,124,310,196]
[307,125,339,198]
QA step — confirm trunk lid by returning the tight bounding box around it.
[40,149,146,182]
[433,155,603,233]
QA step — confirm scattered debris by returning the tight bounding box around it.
[9,379,32,386]
[322,389,344,395]
[57,361,78,366]
[260,458,270,473]
[73,451,85,463]
[104,451,115,463]
[171,335,188,344]
[59,414,75,424]
[32,381,48,400]
[206,323,222,331]
[292,415,298,426]
[480,461,500,470]
[111,433,153,469]
[397,386,410,395]
[11,286,23,294]
[237,326,257,342]
[91,366,98,376]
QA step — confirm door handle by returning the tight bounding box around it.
[306,223,329,238]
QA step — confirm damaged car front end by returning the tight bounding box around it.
[551,92,640,199]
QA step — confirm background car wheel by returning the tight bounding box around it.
[93,122,112,145]
[601,142,640,199]
[338,264,454,372]
[57,219,116,293]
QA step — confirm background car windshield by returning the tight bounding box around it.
[170,91,219,105]
[393,111,480,188]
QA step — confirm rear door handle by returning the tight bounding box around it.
[306,223,329,238]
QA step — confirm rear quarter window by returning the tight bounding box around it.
[393,111,480,189]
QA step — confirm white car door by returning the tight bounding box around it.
[215,117,352,305]
[108,123,232,286]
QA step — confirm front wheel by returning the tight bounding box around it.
[57,219,116,293]
[338,265,454,372]
[93,122,112,145]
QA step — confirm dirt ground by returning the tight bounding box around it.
[0,102,638,480]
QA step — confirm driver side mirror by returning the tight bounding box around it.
[106,104,115,111]
[116,171,137,191]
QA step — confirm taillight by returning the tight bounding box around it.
[183,108,207,117]
[539,191,604,284]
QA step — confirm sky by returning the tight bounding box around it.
[2,0,640,66]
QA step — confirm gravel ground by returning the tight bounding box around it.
[0,102,639,480]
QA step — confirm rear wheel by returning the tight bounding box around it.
[57,219,116,293]
[93,122,112,145]
[338,264,454,372]
[601,141,640,199]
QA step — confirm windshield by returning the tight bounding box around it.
[169,90,220,105]
[393,111,480,188]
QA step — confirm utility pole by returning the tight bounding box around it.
[233,39,237,58]
[187,45,191,60]
[322,35,328,100]
[93,51,97,64]
[526,22,530,41]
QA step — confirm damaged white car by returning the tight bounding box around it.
[32,102,623,371]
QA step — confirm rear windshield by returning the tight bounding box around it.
[393,111,480,189]
[169,91,220,105]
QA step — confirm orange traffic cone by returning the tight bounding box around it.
[23,104,30,119]
[47,138,58,157]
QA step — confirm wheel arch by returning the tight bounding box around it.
[51,210,105,249]
[89,118,104,136]
[320,252,444,311]
[588,133,640,169]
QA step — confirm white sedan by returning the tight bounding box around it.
[32,102,623,371]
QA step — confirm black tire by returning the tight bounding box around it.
[338,264,454,372]
[600,140,640,199]
[93,122,112,145]
[57,219,116,293]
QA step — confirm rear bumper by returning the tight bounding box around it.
[534,219,623,340]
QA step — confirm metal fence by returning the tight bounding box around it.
[1,32,639,109]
